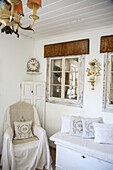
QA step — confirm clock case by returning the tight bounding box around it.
[27,58,40,73]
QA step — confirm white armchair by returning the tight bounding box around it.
[2,101,51,170]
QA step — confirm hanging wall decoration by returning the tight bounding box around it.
[86,59,101,90]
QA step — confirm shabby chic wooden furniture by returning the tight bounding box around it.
[21,81,46,127]
[50,132,113,170]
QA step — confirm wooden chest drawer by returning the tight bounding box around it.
[56,144,113,170]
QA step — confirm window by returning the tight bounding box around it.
[46,55,85,107]
[103,53,113,111]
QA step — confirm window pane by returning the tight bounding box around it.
[65,86,77,99]
[110,89,113,105]
[50,85,61,98]
[51,59,62,71]
[51,73,62,85]
[50,59,62,98]
[110,73,113,105]
[109,56,113,105]
[111,56,113,71]
[65,58,78,99]
[65,58,78,71]
[65,72,78,86]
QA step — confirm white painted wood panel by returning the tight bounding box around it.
[56,144,113,170]
[21,82,34,104]
[21,81,46,127]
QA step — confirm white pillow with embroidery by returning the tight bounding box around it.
[14,121,33,139]
[93,123,113,144]
[70,116,83,136]
[81,117,103,139]
[61,116,71,134]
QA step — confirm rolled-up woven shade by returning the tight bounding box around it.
[100,35,113,53]
[44,39,89,58]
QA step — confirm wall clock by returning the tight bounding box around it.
[27,58,40,72]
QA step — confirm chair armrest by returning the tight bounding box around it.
[4,126,13,141]
[33,125,46,139]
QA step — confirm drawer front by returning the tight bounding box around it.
[56,144,113,170]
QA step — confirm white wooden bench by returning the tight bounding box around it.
[50,132,113,170]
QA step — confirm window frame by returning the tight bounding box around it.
[103,52,113,112]
[46,55,85,107]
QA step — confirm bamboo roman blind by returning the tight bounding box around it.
[100,35,113,53]
[44,39,89,58]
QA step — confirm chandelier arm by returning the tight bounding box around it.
[16,25,19,32]
[29,15,39,28]
[11,3,14,16]
[18,23,34,31]
[12,26,19,38]
[30,19,35,28]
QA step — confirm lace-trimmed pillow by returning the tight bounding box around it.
[93,123,113,144]
[14,121,33,140]
[70,116,83,136]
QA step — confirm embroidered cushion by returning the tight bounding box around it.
[14,121,33,139]
[70,116,83,136]
[82,117,103,139]
[93,123,113,144]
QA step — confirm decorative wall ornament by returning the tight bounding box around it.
[86,59,101,90]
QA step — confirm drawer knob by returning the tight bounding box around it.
[82,155,86,159]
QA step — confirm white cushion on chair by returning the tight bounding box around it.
[14,121,33,139]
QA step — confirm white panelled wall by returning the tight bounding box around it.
[0,26,113,153]
[0,34,34,153]
[33,26,113,146]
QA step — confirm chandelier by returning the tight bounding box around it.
[0,0,41,37]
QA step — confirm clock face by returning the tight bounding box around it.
[27,58,40,72]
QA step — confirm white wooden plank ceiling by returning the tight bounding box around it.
[1,0,113,38]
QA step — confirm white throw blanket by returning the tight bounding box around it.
[2,105,52,170]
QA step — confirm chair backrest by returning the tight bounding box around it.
[9,101,34,130]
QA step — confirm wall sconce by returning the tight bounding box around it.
[86,59,101,90]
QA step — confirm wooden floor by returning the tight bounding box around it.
[0,147,56,170]
[37,147,56,170]
[0,155,1,169]
[50,147,56,170]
